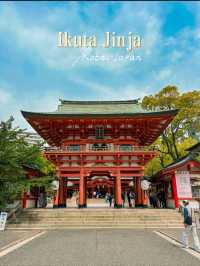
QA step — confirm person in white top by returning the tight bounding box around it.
[181,200,200,252]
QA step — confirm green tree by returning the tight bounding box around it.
[142,86,200,175]
[0,117,55,210]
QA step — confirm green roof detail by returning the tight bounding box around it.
[56,99,161,115]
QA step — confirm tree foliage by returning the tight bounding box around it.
[0,117,55,210]
[142,86,200,176]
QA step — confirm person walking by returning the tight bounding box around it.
[181,200,200,252]
[121,191,126,208]
[76,192,79,207]
[127,190,132,207]
[107,193,113,207]
[130,191,135,208]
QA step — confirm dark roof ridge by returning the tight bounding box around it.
[21,109,179,118]
[186,142,200,151]
[59,99,140,105]
[162,154,191,168]
[150,154,200,179]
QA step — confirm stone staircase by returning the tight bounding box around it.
[7,208,184,230]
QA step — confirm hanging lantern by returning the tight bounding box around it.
[67,181,73,187]
[52,180,59,190]
[141,180,151,190]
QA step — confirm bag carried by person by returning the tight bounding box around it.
[184,207,192,226]
[185,215,192,226]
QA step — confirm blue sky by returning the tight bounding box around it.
[0,1,200,130]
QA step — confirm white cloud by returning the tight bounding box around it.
[1,2,200,131]
[0,86,64,131]
[72,78,149,100]
[0,88,11,105]
[0,3,162,72]
[155,69,172,81]
[170,50,183,62]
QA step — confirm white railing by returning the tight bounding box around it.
[45,145,151,153]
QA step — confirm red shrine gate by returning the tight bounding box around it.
[22,100,177,208]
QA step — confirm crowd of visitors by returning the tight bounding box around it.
[84,188,168,209]
[149,189,167,208]
[104,190,136,208]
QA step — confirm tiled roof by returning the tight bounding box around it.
[57,99,155,114]
[22,100,178,117]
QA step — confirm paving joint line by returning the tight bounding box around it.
[154,230,200,261]
[0,230,46,258]
[157,230,200,254]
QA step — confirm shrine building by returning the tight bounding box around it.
[21,99,177,208]
[151,145,200,209]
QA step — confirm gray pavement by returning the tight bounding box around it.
[160,229,200,249]
[0,229,200,266]
[0,231,37,250]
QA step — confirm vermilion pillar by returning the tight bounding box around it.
[171,173,179,208]
[64,177,67,207]
[135,177,142,206]
[114,171,122,208]
[53,178,66,208]
[79,169,87,208]
[22,192,28,208]
[84,177,87,204]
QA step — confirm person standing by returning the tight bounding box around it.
[181,200,200,252]
[160,189,167,208]
[107,193,113,207]
[149,191,157,208]
[93,191,96,198]
[156,191,161,208]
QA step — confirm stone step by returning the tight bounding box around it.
[22,212,180,215]
[19,213,182,217]
[10,220,180,224]
[22,210,180,214]
[12,218,182,223]
[22,210,179,214]
[9,209,183,229]
[10,219,182,223]
[9,222,183,227]
[7,224,184,230]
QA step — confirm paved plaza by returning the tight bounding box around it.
[0,229,200,266]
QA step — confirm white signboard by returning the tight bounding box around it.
[175,171,192,198]
[0,212,8,231]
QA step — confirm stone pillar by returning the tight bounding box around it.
[79,169,87,208]
[114,170,122,208]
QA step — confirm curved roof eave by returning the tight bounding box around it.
[21,109,179,119]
